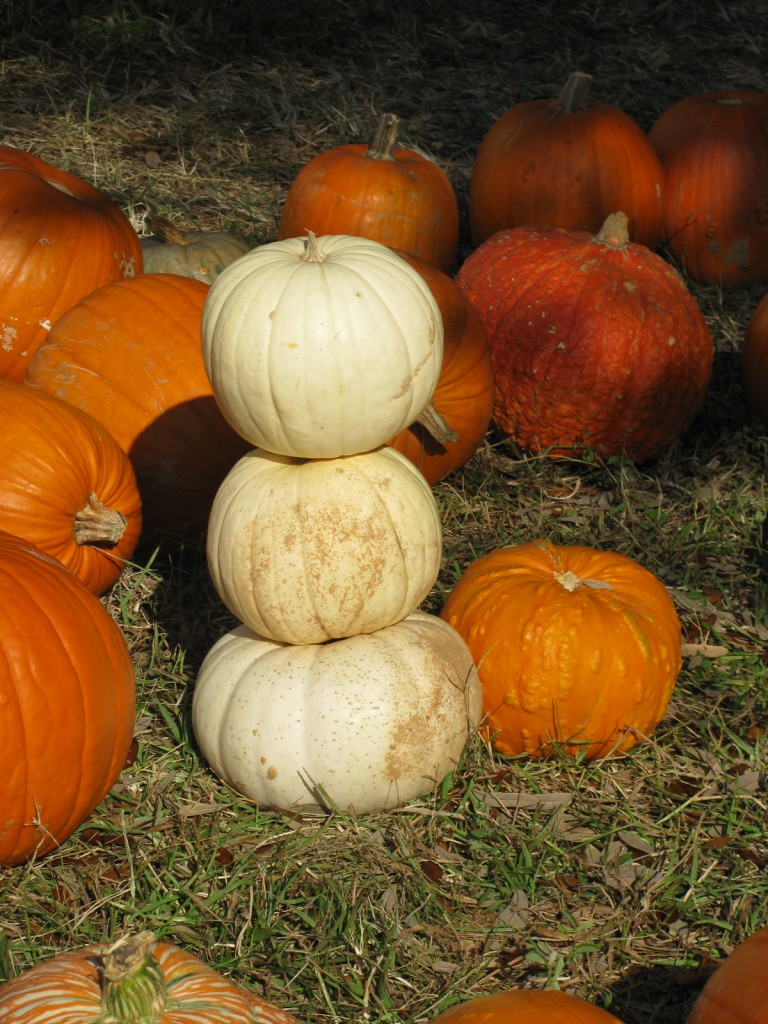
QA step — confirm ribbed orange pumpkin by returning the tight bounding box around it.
[686,926,768,1024]
[743,293,768,426]
[387,252,494,484]
[0,381,142,595]
[0,144,142,381]
[456,212,714,463]
[440,539,682,760]
[469,72,664,249]
[649,90,768,288]
[24,273,251,545]
[0,931,302,1023]
[0,530,136,866]
[277,113,459,272]
[430,989,626,1023]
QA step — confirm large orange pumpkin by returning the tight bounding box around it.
[0,144,142,381]
[387,252,494,484]
[430,988,626,1023]
[440,539,682,760]
[0,380,142,595]
[24,273,251,545]
[649,89,768,288]
[0,530,136,866]
[686,926,768,1024]
[277,113,459,272]
[469,71,664,249]
[456,212,714,463]
[743,293,768,426]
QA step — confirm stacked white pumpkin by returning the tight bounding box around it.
[192,233,482,815]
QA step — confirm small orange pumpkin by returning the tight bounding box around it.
[686,926,768,1024]
[742,292,768,426]
[440,539,682,760]
[430,988,626,1023]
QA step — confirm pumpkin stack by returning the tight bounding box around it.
[192,232,482,816]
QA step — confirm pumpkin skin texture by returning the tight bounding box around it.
[0,931,302,1023]
[0,531,136,866]
[469,72,664,249]
[0,144,142,381]
[649,90,768,288]
[192,611,482,815]
[207,446,442,645]
[686,926,768,1024]
[141,216,251,283]
[201,233,443,458]
[430,989,626,1023]
[387,252,494,484]
[456,212,714,463]
[0,380,142,595]
[278,112,459,273]
[24,273,250,545]
[440,540,682,760]
[743,293,768,426]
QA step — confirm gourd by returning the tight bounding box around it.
[686,926,768,1024]
[649,89,768,288]
[0,380,142,595]
[141,215,251,283]
[0,144,141,381]
[430,988,626,1022]
[0,530,135,866]
[743,292,768,425]
[192,611,482,814]
[201,233,443,458]
[469,72,664,249]
[440,539,682,760]
[0,931,302,1023]
[277,113,459,272]
[456,212,714,463]
[207,446,443,645]
[24,272,250,545]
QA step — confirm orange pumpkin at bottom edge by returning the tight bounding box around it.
[430,988,626,1023]
[686,925,768,1024]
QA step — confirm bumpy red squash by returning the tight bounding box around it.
[687,926,768,1024]
[0,531,136,866]
[441,539,682,760]
[0,144,142,381]
[743,293,768,426]
[649,90,768,288]
[0,931,302,1023]
[430,988,626,1023]
[278,113,459,272]
[24,273,250,545]
[457,212,714,463]
[0,380,142,594]
[469,72,664,249]
[387,252,494,483]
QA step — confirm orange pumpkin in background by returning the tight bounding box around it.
[430,988,626,1023]
[469,71,664,249]
[0,144,142,381]
[278,112,459,272]
[743,291,768,426]
[686,926,768,1024]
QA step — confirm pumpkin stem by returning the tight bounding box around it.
[300,231,330,263]
[365,112,399,161]
[148,215,188,247]
[553,71,593,114]
[593,211,631,250]
[554,569,615,592]
[416,401,458,445]
[74,493,128,547]
[98,932,167,1022]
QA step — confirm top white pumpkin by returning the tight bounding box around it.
[201,233,444,458]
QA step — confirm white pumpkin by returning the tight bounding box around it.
[200,233,444,458]
[207,445,442,644]
[191,611,483,814]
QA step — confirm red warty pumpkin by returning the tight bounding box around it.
[456,212,714,463]
[686,925,768,1024]
[430,988,626,1023]
[649,89,768,288]
[469,71,664,249]
[0,530,136,866]
[0,144,142,381]
[743,292,768,426]
[278,112,459,272]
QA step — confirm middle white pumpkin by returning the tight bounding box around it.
[207,445,443,645]
[201,233,444,458]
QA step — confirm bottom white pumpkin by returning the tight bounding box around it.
[192,610,482,815]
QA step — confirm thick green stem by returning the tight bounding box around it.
[98,932,167,1023]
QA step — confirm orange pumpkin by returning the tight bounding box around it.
[0,931,302,1023]
[440,539,682,760]
[686,926,768,1024]
[387,252,493,484]
[0,380,142,595]
[431,989,626,1023]
[743,293,768,425]
[24,273,251,546]
[469,71,664,249]
[0,144,142,381]
[0,530,136,866]
[278,113,459,272]
[649,90,768,288]
[456,212,714,463]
